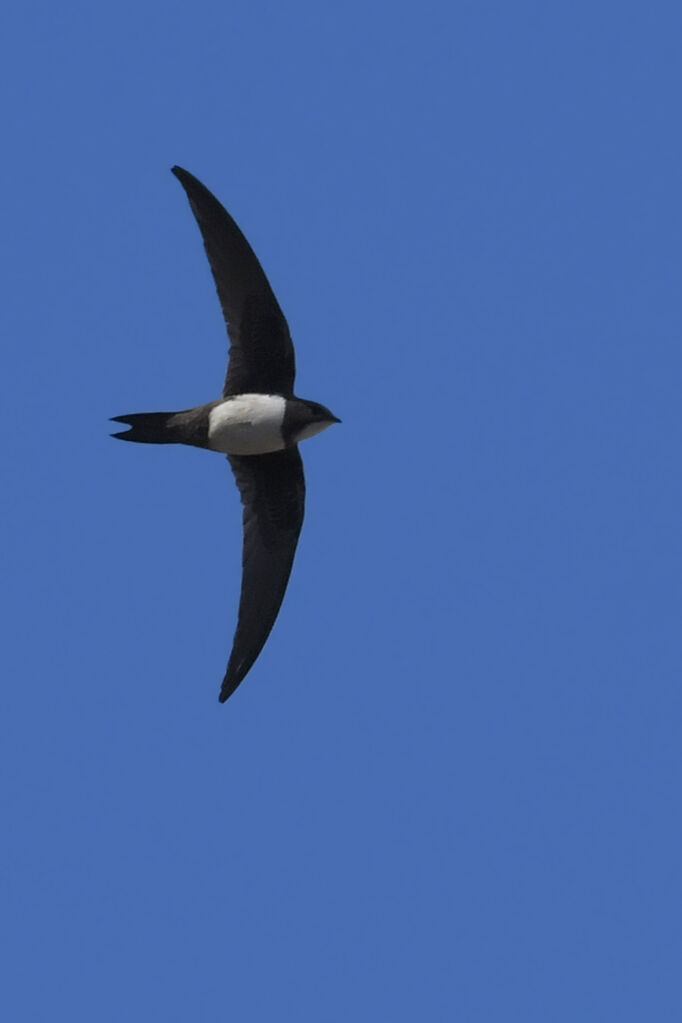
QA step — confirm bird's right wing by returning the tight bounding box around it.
[221,447,305,701]
[172,166,296,397]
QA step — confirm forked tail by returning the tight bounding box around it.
[110,412,180,444]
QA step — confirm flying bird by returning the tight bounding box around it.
[112,166,340,702]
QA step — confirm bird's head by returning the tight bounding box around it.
[287,399,341,444]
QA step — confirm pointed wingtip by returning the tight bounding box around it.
[218,678,236,704]
[219,665,246,704]
[171,165,192,185]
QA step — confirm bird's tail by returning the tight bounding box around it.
[110,412,181,444]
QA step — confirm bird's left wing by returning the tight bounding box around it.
[221,447,305,701]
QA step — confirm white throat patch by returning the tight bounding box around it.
[295,419,335,443]
[207,394,287,455]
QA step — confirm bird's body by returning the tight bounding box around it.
[208,394,287,454]
[112,167,339,702]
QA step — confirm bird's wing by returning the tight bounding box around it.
[221,447,305,701]
[171,166,296,397]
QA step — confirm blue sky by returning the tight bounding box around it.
[2,1,681,1019]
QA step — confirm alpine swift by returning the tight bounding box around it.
[112,166,340,702]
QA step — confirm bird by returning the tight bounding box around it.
[112,166,340,702]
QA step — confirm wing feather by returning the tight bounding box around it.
[221,448,305,701]
[171,166,296,396]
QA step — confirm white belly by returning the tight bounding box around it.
[207,394,287,455]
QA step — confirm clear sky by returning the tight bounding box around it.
[2,1,681,1019]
